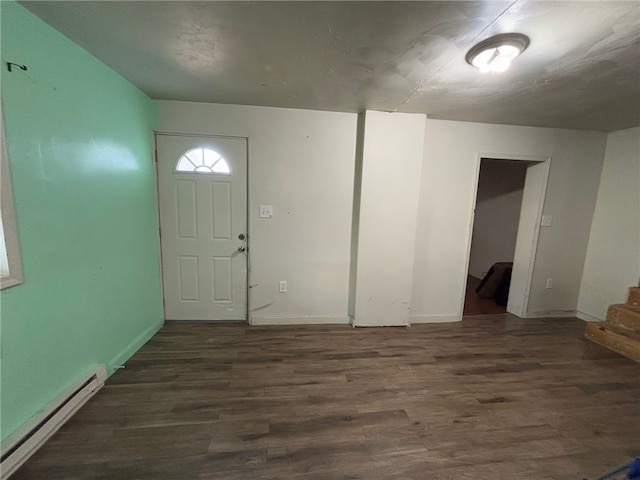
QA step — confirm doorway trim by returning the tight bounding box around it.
[153,131,251,323]
[459,152,551,318]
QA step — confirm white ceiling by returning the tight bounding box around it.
[20,1,640,132]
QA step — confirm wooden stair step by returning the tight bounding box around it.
[585,322,640,362]
[606,303,640,332]
[628,286,640,306]
[599,321,640,342]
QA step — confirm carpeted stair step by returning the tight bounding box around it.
[585,322,640,362]
[628,287,640,307]
[606,303,640,332]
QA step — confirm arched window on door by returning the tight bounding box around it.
[175,147,230,174]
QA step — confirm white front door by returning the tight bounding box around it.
[156,134,247,321]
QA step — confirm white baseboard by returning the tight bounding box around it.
[352,321,409,327]
[109,319,163,373]
[1,365,107,479]
[410,314,461,324]
[250,315,350,326]
[520,310,578,318]
[575,311,604,322]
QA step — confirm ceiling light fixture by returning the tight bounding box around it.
[466,33,530,73]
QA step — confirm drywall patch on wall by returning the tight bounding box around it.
[0,2,163,441]
[578,127,640,321]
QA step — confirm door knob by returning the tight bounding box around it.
[238,245,246,253]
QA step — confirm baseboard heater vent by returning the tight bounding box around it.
[1,365,107,479]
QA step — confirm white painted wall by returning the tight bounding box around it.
[156,101,357,324]
[578,127,640,321]
[157,103,611,326]
[468,160,528,279]
[351,111,425,326]
[411,119,607,322]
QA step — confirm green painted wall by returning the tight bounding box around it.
[0,2,163,441]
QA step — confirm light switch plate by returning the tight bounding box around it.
[541,214,553,227]
[259,205,273,218]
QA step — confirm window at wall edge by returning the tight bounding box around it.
[0,110,23,289]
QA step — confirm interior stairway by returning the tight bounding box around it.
[585,286,640,362]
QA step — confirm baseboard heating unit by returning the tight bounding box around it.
[0,365,107,479]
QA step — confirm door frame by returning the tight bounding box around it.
[153,131,251,323]
[459,152,551,318]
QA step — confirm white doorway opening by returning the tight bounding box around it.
[461,153,550,318]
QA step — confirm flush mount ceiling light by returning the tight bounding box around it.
[466,33,530,73]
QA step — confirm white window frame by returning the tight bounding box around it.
[1,110,23,289]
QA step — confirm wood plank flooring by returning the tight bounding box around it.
[13,316,640,480]
[463,275,507,316]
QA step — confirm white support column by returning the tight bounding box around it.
[349,110,426,326]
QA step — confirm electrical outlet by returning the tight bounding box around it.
[259,205,273,218]
[546,278,553,289]
[279,280,287,293]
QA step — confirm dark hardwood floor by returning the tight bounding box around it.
[464,275,508,316]
[13,316,640,480]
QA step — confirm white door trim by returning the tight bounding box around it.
[155,130,248,141]
[459,152,551,319]
[154,132,250,322]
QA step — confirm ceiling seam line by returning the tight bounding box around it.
[391,0,523,113]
